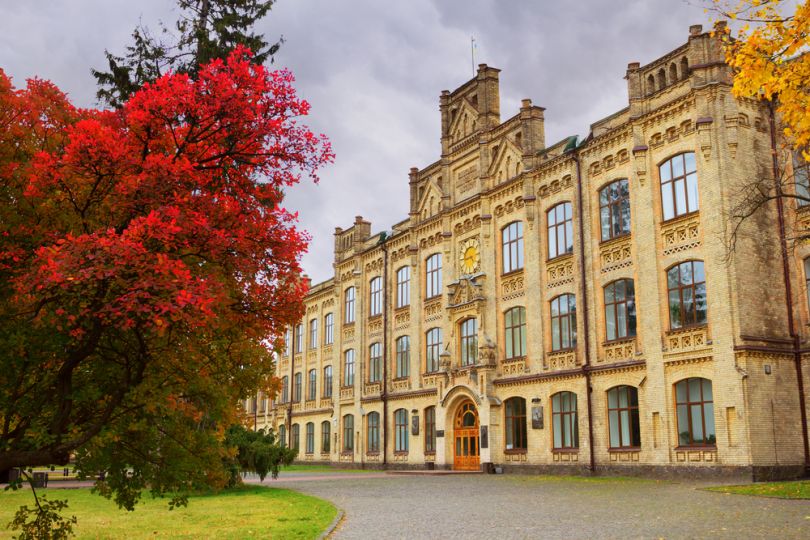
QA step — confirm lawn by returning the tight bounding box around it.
[705,480,810,499]
[0,485,337,539]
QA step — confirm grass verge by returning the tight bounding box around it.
[0,485,336,539]
[705,480,810,499]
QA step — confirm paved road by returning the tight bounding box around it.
[267,474,810,539]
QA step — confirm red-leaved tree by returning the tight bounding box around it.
[0,48,332,508]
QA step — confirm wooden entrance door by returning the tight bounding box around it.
[453,401,480,471]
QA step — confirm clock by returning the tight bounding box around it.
[459,238,481,274]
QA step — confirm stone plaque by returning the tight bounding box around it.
[436,430,445,438]
[411,415,419,436]
[480,425,488,449]
[531,406,544,429]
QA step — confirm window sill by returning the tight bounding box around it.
[503,356,526,363]
[340,450,354,456]
[392,376,410,381]
[343,321,355,327]
[602,337,636,346]
[599,232,631,246]
[552,448,580,453]
[394,305,410,313]
[546,253,574,264]
[394,451,409,456]
[504,449,528,455]
[366,451,380,456]
[666,324,708,335]
[501,268,525,279]
[548,348,576,354]
[661,210,699,226]
[675,445,716,451]
[368,314,382,321]
[608,447,641,453]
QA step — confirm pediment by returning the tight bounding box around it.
[487,138,523,183]
[448,98,480,143]
[416,180,444,221]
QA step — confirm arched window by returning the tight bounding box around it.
[324,313,334,345]
[309,318,318,349]
[291,423,300,451]
[395,336,410,378]
[367,412,380,453]
[278,424,287,448]
[368,342,382,383]
[793,152,810,206]
[323,365,333,398]
[604,279,636,341]
[547,202,573,259]
[426,254,442,299]
[293,372,302,402]
[657,68,666,90]
[675,378,716,446]
[369,276,383,316]
[599,179,631,241]
[342,414,354,452]
[667,261,707,329]
[424,406,436,453]
[305,422,315,454]
[659,152,698,220]
[680,57,689,79]
[607,386,640,448]
[502,221,525,273]
[647,74,656,95]
[552,391,578,450]
[280,376,289,403]
[396,266,410,308]
[505,397,527,451]
[294,323,303,354]
[459,318,478,366]
[394,409,409,452]
[669,63,678,84]
[425,328,442,373]
[344,287,355,324]
[343,349,355,386]
[550,294,577,351]
[321,420,331,453]
[308,369,317,401]
[504,307,527,360]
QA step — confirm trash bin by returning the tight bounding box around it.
[426,461,435,471]
[31,472,48,488]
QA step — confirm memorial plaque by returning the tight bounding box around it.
[411,415,419,436]
[480,425,488,449]
[531,406,544,429]
[436,430,445,438]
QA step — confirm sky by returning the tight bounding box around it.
[0,0,710,283]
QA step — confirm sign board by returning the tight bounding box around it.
[480,425,488,449]
[531,406,544,429]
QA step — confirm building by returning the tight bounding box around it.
[244,23,810,480]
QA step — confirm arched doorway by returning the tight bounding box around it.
[453,400,480,471]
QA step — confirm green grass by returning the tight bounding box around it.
[0,485,337,539]
[705,480,810,499]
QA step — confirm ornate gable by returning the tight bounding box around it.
[448,98,480,144]
[416,180,444,221]
[487,138,523,184]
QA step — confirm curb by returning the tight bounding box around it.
[319,508,345,539]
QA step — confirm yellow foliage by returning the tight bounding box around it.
[714,0,810,154]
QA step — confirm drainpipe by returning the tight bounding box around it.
[768,102,810,469]
[569,146,597,473]
[380,233,390,467]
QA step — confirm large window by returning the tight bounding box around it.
[675,378,716,446]
[309,318,318,349]
[281,376,289,403]
[344,287,355,324]
[504,306,527,360]
[369,277,383,316]
[459,318,478,366]
[547,202,573,259]
[426,254,442,299]
[424,406,436,453]
[667,260,707,329]
[396,266,410,308]
[343,349,355,386]
[805,258,810,309]
[308,369,317,401]
[278,424,287,448]
[323,365,333,398]
[367,412,380,453]
[550,294,577,351]
[552,391,578,450]
[343,414,354,452]
[795,152,810,206]
[394,409,409,452]
[294,323,303,354]
[368,342,382,383]
[607,386,640,449]
[305,422,315,454]
[284,328,291,356]
[505,397,527,451]
[321,420,331,453]
[291,423,300,451]
[604,279,636,341]
[324,313,334,345]
[425,328,442,373]
[395,336,410,378]
[502,221,524,273]
[293,372,302,402]
[599,179,631,241]
[660,152,698,220]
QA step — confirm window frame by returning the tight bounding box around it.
[396,266,410,309]
[343,349,355,387]
[307,369,317,401]
[547,202,573,260]
[278,424,287,448]
[550,294,577,351]
[323,365,333,398]
[369,276,383,317]
[607,386,641,449]
[395,335,410,379]
[368,342,382,383]
[604,279,636,342]
[291,423,300,451]
[309,318,318,349]
[675,377,716,447]
[394,408,409,453]
[425,327,442,373]
[342,414,354,452]
[504,306,527,360]
[659,152,699,221]
[321,420,331,453]
[599,179,631,242]
[324,313,334,345]
[666,260,707,329]
[294,323,303,354]
[425,253,443,299]
[551,391,579,450]
[280,375,289,403]
[367,411,380,453]
[293,372,302,402]
[459,317,478,366]
[504,397,528,452]
[344,287,355,324]
[424,406,436,453]
[305,422,315,454]
[501,221,525,274]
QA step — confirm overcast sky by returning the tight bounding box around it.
[1,0,708,283]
